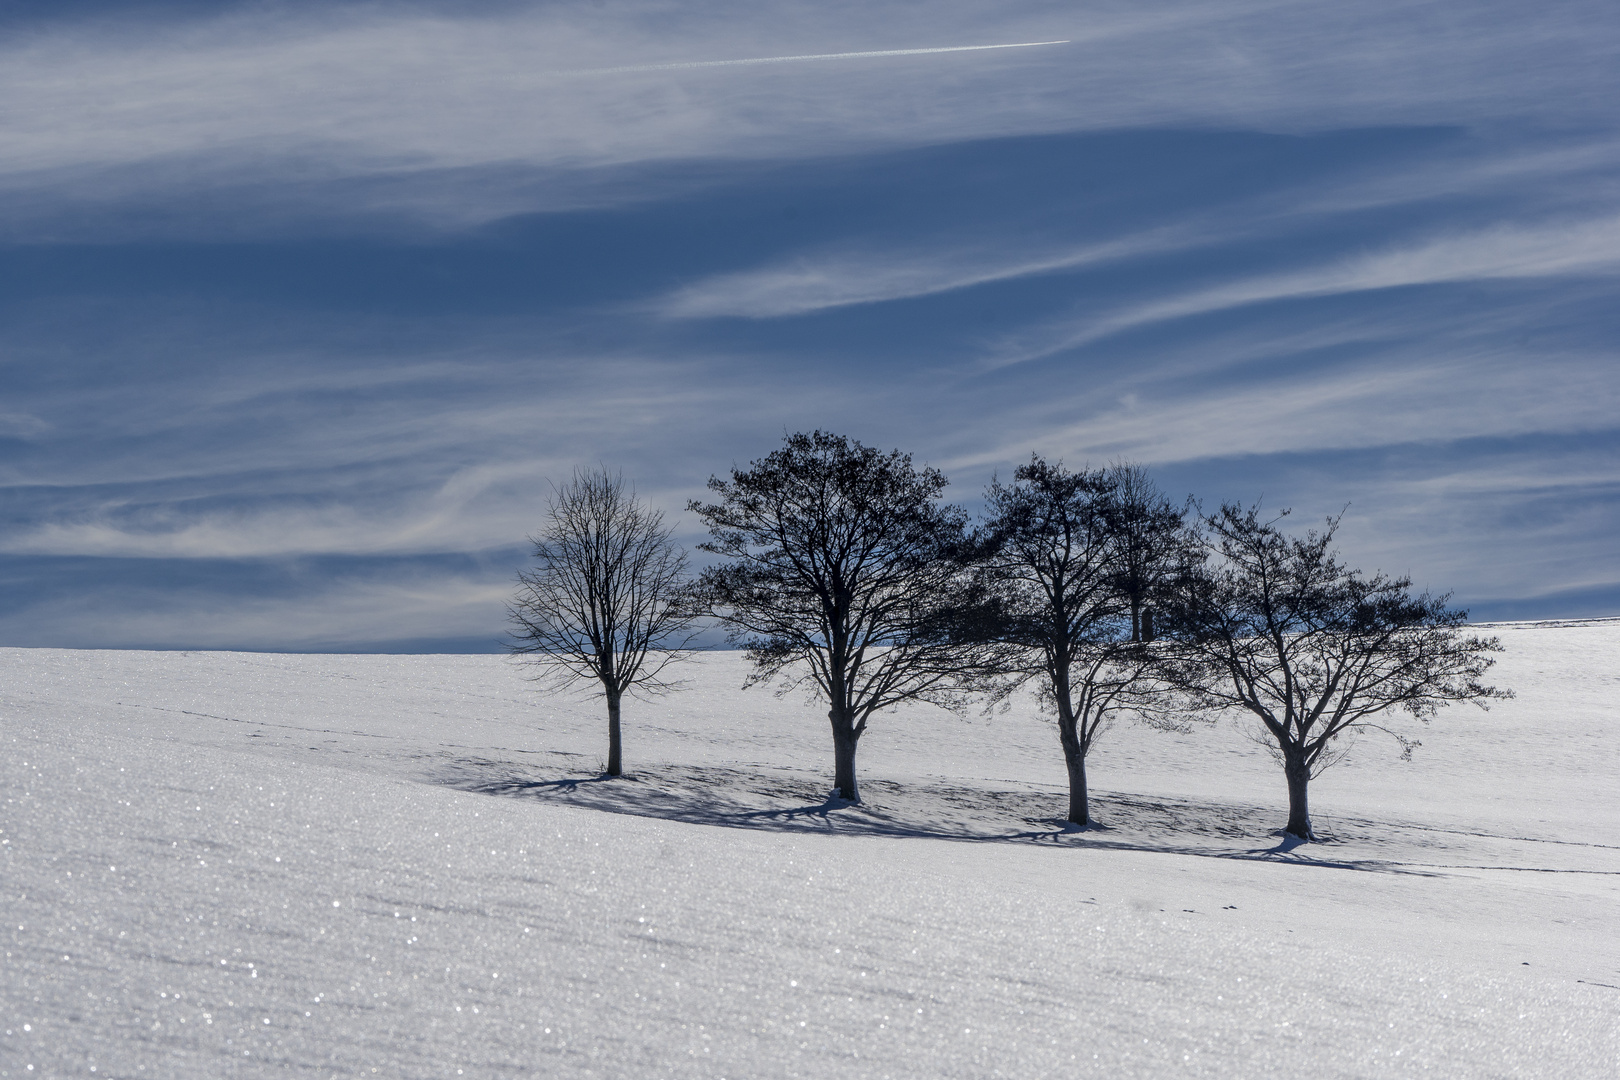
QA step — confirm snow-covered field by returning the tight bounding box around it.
[3,621,1617,1077]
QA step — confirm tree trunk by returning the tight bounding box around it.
[605,687,623,777]
[1283,748,1312,840]
[1063,737,1089,826]
[830,708,860,803]
[1056,705,1088,826]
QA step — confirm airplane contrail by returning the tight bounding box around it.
[569,40,1071,77]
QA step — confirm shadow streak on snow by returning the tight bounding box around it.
[426,757,1451,876]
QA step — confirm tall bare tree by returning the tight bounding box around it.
[691,431,1004,803]
[978,457,1187,826]
[1167,504,1509,840]
[509,469,698,776]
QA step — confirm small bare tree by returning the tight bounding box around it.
[509,469,698,776]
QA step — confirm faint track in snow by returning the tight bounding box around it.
[1396,864,1620,874]
[112,701,405,740]
[1326,819,1620,850]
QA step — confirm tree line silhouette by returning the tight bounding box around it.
[509,431,1507,843]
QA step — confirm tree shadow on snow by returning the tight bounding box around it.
[425,757,1451,875]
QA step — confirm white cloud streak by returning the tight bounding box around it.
[1,468,536,560]
[989,215,1620,367]
[943,345,1620,477]
[0,570,515,650]
[658,133,1620,323]
[658,227,1199,318]
[571,39,1071,75]
[0,325,856,560]
[0,2,1614,226]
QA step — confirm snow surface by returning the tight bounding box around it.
[3,621,1618,1077]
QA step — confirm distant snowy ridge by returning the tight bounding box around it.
[1470,615,1620,629]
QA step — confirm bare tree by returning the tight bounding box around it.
[978,456,1188,826]
[1166,503,1509,840]
[1106,462,1188,642]
[509,468,698,776]
[690,431,1004,803]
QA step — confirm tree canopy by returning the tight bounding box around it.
[1166,503,1509,839]
[691,431,1004,801]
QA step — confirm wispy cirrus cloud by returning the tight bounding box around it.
[5,1,1618,646]
[0,300,855,562]
[947,347,1620,478]
[657,128,1620,325]
[1,1,1615,232]
[657,227,1200,318]
[0,7,1109,182]
[988,214,1620,367]
[0,560,518,651]
[0,459,554,560]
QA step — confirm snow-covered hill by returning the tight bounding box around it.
[3,621,1617,1076]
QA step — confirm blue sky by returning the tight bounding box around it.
[1,0,1616,650]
